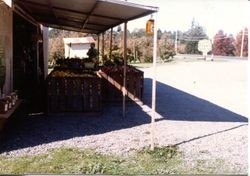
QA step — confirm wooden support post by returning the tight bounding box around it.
[123,22,127,118]
[42,26,48,79]
[97,35,100,64]
[109,28,113,60]
[102,32,105,63]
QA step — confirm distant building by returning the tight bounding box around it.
[63,37,95,58]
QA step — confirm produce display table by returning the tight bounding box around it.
[46,65,144,114]
[99,65,144,102]
[47,70,102,113]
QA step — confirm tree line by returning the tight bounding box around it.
[48,20,248,65]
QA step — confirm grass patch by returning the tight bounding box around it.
[0,146,237,174]
[0,146,182,174]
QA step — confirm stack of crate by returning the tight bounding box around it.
[47,74,102,113]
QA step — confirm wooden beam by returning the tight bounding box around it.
[13,4,39,26]
[57,17,110,27]
[82,2,98,29]
[97,35,100,64]
[42,22,100,34]
[109,28,113,60]
[123,22,127,118]
[46,0,58,21]
[102,33,105,63]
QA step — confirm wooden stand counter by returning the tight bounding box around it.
[0,100,23,119]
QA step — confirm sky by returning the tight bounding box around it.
[125,0,249,38]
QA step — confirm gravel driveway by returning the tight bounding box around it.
[0,58,248,174]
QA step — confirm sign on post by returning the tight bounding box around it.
[146,19,154,35]
[198,39,212,60]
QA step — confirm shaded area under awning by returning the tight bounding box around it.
[13,0,158,34]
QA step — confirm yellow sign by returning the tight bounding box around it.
[146,19,154,35]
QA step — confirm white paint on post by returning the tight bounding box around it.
[240,28,245,58]
[123,22,127,118]
[151,12,158,151]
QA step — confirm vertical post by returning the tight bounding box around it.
[68,43,71,58]
[133,40,136,61]
[97,35,100,64]
[109,28,113,60]
[211,39,214,61]
[102,32,105,63]
[175,30,178,54]
[97,35,100,54]
[240,28,245,58]
[42,26,49,79]
[36,26,40,83]
[123,22,127,118]
[151,12,158,151]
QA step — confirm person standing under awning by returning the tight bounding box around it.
[87,43,99,67]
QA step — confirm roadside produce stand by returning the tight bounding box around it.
[2,0,159,148]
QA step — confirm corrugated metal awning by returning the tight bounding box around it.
[13,0,158,34]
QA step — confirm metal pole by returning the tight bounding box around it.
[151,12,158,151]
[123,22,127,118]
[109,28,113,60]
[240,28,245,58]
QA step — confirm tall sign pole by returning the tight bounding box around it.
[150,12,158,150]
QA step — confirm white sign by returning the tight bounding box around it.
[2,0,12,7]
[198,39,212,55]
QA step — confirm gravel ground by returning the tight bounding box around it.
[0,58,248,174]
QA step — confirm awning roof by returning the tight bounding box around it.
[13,0,158,34]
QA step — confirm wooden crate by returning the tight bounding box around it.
[46,74,102,113]
[99,65,143,102]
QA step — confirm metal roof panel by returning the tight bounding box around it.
[13,0,158,34]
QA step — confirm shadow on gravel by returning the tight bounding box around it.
[0,78,247,154]
[174,124,248,146]
[0,104,151,154]
[143,78,248,123]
